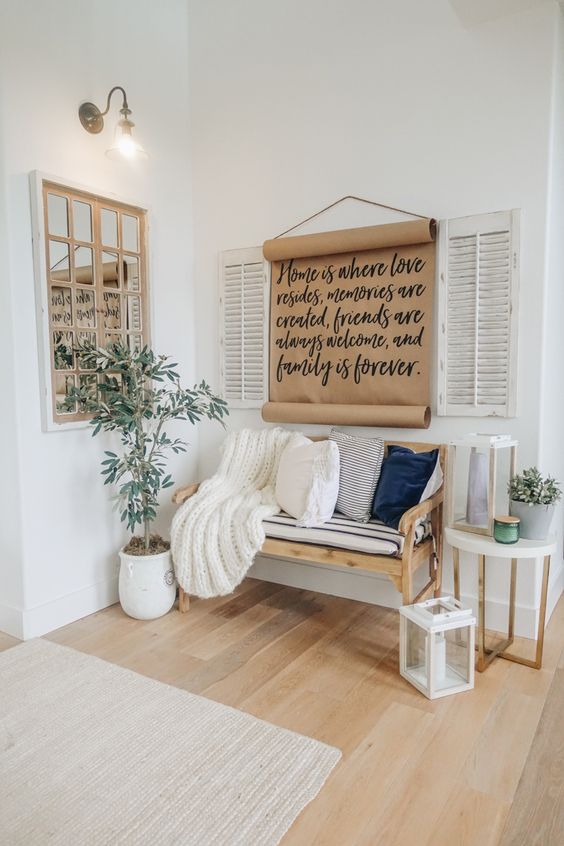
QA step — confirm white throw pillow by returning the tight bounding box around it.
[275,434,340,527]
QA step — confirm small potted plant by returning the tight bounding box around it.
[72,341,227,619]
[508,467,562,541]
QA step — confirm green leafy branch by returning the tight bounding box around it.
[69,341,228,551]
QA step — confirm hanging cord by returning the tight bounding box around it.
[274,194,430,239]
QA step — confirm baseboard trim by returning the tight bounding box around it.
[251,555,564,639]
[455,564,564,639]
[250,555,426,611]
[5,559,561,642]
[0,602,24,640]
[19,576,119,639]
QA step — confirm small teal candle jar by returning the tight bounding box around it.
[494,516,520,544]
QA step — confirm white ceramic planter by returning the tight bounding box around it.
[118,548,176,620]
[509,500,555,541]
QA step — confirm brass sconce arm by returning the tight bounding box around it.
[79,86,131,135]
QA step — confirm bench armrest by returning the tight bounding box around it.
[398,490,443,535]
[172,482,200,505]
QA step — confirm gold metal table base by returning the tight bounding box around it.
[453,549,551,672]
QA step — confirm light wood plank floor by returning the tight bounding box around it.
[2,580,564,846]
[499,652,564,845]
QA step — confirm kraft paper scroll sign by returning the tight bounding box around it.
[262,218,437,429]
[262,402,431,428]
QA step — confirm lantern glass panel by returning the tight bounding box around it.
[438,627,472,691]
[450,441,515,534]
[404,618,428,689]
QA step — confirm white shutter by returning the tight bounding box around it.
[437,210,519,417]
[219,247,268,407]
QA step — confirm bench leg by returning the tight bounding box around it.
[402,575,413,605]
[401,522,418,605]
[401,555,414,605]
[431,504,443,598]
[178,586,189,613]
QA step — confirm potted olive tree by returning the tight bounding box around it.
[509,467,562,540]
[72,342,227,619]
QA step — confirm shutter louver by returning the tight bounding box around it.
[220,248,268,407]
[476,231,511,407]
[438,210,519,417]
[446,234,478,406]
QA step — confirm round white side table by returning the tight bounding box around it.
[444,527,557,672]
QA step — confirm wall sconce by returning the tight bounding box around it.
[78,86,148,161]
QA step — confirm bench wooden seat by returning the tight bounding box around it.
[172,439,446,612]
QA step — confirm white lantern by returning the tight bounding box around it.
[399,596,476,700]
[447,434,518,536]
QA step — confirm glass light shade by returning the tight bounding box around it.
[106,117,148,161]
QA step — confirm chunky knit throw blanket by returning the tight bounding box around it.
[171,427,292,598]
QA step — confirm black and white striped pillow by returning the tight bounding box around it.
[329,429,385,523]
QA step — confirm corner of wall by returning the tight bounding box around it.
[0,104,26,638]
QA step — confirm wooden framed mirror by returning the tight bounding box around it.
[31,173,150,429]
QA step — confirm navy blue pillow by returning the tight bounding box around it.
[371,446,439,529]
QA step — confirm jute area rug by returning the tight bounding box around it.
[0,639,340,845]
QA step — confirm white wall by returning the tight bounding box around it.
[0,91,25,634]
[188,0,563,635]
[541,10,564,589]
[1,0,561,640]
[0,0,201,638]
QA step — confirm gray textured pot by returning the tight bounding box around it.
[509,500,555,541]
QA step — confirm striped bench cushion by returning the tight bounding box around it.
[263,512,431,557]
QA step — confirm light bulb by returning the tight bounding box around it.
[117,133,137,158]
[106,115,147,161]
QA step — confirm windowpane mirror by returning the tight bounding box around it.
[77,332,97,366]
[47,193,68,237]
[55,373,76,414]
[101,208,118,247]
[78,373,98,402]
[49,241,70,282]
[103,291,121,330]
[124,255,140,291]
[50,286,73,328]
[127,334,143,353]
[73,200,93,242]
[74,246,94,285]
[122,213,139,252]
[126,295,142,332]
[52,331,74,370]
[102,251,120,288]
[75,288,96,329]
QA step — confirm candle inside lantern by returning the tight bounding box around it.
[435,632,446,683]
[425,632,446,685]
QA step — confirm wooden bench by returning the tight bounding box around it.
[173,438,446,612]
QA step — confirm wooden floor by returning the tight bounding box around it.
[500,650,564,845]
[2,579,564,845]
